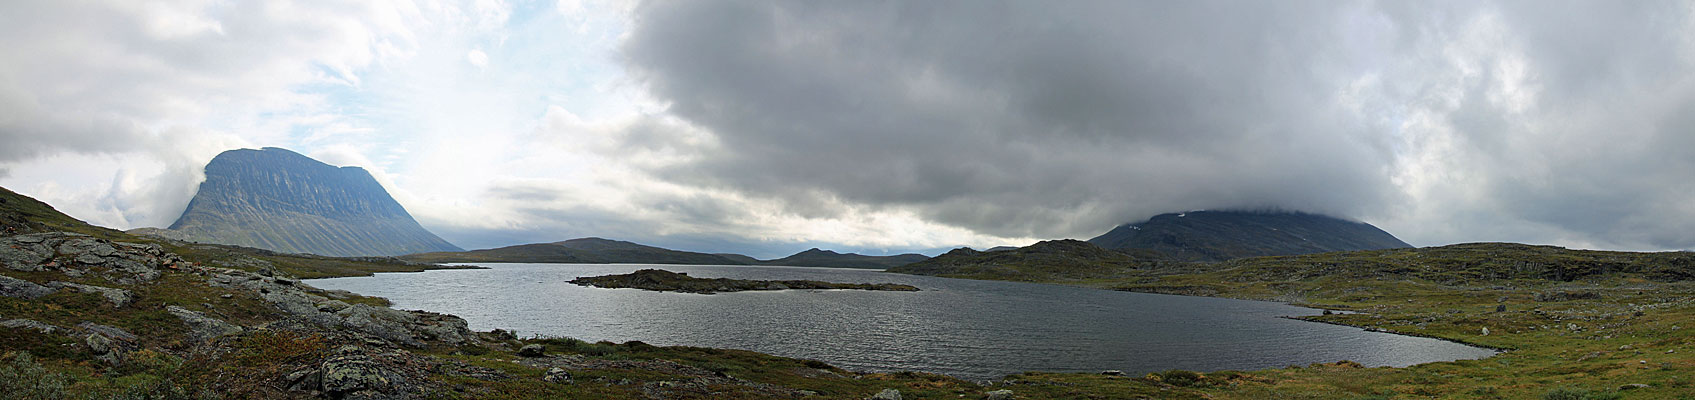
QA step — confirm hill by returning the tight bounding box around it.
[1087,210,1410,261]
[141,147,460,257]
[889,239,1166,281]
[758,248,929,269]
[401,237,750,265]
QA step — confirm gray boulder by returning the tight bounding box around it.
[0,274,54,299]
[166,305,244,342]
[869,388,902,400]
[986,389,1014,400]
[517,344,545,357]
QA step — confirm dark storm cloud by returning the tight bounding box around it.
[620,0,1695,249]
[621,0,1399,239]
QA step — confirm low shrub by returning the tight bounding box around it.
[0,352,69,400]
[1156,369,1202,387]
[1543,386,1622,400]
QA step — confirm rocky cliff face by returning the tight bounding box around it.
[158,147,460,257]
[1087,211,1411,262]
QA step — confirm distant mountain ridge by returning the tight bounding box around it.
[140,147,461,257]
[891,239,1160,281]
[759,248,928,269]
[1087,210,1411,261]
[403,238,930,269]
[402,237,748,265]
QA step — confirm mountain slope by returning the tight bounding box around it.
[1088,211,1410,262]
[147,148,460,257]
[759,248,929,269]
[402,237,750,265]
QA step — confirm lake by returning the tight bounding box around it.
[308,263,1495,380]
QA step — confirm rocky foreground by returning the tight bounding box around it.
[568,268,919,294]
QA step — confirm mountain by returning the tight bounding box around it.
[759,248,929,269]
[889,239,1163,281]
[1087,210,1411,262]
[402,237,750,265]
[143,147,461,257]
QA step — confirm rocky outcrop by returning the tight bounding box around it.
[204,266,473,348]
[1,232,180,283]
[47,281,134,307]
[166,305,245,343]
[0,274,53,299]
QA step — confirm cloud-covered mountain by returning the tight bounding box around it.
[1088,211,1410,262]
[141,148,460,257]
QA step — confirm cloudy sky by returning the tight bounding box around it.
[3,1,1693,258]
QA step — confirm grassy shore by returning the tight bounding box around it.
[891,244,1695,399]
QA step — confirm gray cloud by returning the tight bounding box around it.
[622,1,1399,239]
[620,0,1695,249]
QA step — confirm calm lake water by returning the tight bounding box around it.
[308,263,1495,380]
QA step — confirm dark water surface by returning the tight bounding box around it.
[308,263,1494,380]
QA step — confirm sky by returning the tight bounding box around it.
[2,1,1693,259]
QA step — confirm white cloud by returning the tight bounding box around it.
[466,48,490,68]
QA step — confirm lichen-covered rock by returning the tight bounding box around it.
[316,300,351,313]
[320,346,400,397]
[544,367,571,383]
[0,274,54,299]
[870,388,902,400]
[47,281,134,307]
[85,333,124,366]
[0,237,53,271]
[77,321,138,342]
[166,305,244,342]
[0,318,61,334]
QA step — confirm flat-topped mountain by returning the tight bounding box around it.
[141,147,460,257]
[1087,211,1411,262]
[759,248,929,269]
[402,237,749,265]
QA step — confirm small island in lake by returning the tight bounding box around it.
[568,268,920,294]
